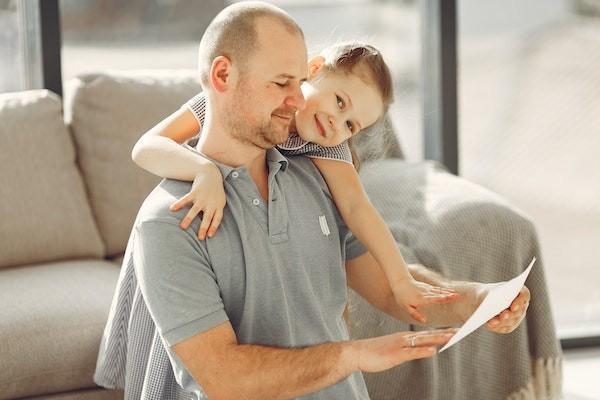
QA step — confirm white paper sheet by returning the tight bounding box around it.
[439,257,536,353]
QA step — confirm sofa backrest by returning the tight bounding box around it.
[64,70,201,257]
[0,90,105,269]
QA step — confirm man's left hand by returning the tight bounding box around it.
[485,286,530,334]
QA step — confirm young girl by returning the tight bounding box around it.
[132,42,458,323]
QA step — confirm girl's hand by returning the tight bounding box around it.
[169,165,226,240]
[392,279,460,324]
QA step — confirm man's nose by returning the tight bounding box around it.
[285,84,305,110]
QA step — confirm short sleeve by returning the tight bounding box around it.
[133,219,229,347]
[278,137,353,165]
[182,92,206,132]
[344,232,367,260]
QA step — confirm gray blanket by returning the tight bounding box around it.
[348,159,562,400]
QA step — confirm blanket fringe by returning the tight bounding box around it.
[506,357,562,400]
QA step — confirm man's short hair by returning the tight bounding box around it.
[197,1,304,88]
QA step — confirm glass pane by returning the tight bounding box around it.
[59,0,227,82]
[0,0,23,93]
[459,0,600,337]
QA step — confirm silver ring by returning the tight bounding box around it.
[410,336,416,348]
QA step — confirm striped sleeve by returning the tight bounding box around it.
[277,134,353,164]
[182,92,206,131]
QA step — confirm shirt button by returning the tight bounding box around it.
[231,171,239,178]
[252,198,260,206]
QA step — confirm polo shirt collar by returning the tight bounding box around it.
[209,148,289,178]
[266,148,289,173]
[185,144,288,179]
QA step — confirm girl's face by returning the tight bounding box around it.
[290,57,384,147]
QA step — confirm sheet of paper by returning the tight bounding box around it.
[439,257,536,353]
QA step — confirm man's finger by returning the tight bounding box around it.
[407,328,458,337]
[510,294,529,312]
[402,331,455,348]
[396,347,438,362]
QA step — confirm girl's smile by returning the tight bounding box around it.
[293,58,384,148]
[315,115,327,137]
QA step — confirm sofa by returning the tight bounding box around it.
[0,70,562,400]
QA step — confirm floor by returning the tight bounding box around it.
[562,347,600,399]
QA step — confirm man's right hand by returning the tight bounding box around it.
[348,328,457,373]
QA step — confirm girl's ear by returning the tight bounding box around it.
[210,56,238,92]
[308,56,326,79]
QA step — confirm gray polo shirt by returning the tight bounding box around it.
[134,148,369,399]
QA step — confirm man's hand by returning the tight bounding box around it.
[346,255,531,333]
[483,286,530,334]
[348,328,457,373]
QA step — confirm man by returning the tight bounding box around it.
[95,2,529,399]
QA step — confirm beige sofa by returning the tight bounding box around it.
[0,71,561,400]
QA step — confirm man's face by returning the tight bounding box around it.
[227,18,308,149]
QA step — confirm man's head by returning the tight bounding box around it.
[198,2,308,148]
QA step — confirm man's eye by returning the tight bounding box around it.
[275,82,288,87]
[336,95,344,109]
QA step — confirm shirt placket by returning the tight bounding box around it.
[267,179,288,244]
[228,169,269,231]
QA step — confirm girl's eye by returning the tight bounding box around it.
[336,95,344,109]
[346,120,354,132]
[275,82,288,87]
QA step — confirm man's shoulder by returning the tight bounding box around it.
[283,155,330,193]
[136,178,192,226]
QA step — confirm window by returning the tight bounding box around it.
[59,0,225,84]
[0,0,43,93]
[458,0,600,339]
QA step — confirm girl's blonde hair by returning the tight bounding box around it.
[319,42,394,171]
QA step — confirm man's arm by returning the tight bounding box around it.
[173,319,455,400]
[346,251,530,331]
[172,321,354,400]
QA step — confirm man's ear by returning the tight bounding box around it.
[308,56,325,79]
[210,56,238,92]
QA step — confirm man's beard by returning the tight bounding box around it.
[228,106,293,150]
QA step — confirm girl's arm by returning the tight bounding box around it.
[131,107,214,181]
[131,104,225,240]
[312,158,457,322]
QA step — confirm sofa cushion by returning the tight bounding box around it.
[65,71,201,256]
[0,260,120,399]
[0,90,105,269]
